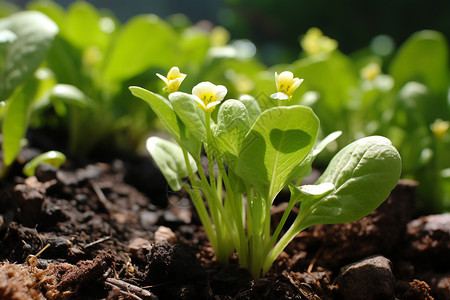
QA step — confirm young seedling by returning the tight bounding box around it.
[22,150,66,177]
[130,68,402,277]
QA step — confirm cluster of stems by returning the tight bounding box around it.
[180,111,303,277]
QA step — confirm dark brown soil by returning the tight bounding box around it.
[0,132,449,299]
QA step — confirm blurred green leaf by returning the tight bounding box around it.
[2,77,38,168]
[48,84,89,107]
[0,11,58,100]
[103,14,178,82]
[390,30,449,96]
[63,1,112,52]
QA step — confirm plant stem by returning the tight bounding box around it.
[181,148,218,251]
[262,199,297,259]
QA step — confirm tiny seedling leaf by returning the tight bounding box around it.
[235,105,319,200]
[23,150,66,177]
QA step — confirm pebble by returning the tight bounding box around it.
[337,255,395,300]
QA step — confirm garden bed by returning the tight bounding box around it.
[0,132,449,300]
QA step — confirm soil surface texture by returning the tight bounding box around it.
[0,132,449,300]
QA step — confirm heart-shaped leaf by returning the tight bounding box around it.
[235,105,319,200]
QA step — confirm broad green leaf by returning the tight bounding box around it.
[103,14,177,82]
[129,86,201,156]
[296,136,401,230]
[168,92,206,142]
[0,11,58,100]
[2,77,38,168]
[235,105,319,200]
[213,99,250,166]
[23,150,66,177]
[390,30,448,96]
[146,136,197,191]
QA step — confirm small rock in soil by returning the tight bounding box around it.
[337,255,396,300]
[404,213,450,270]
[13,183,45,227]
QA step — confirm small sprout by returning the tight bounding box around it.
[23,150,66,177]
[270,71,303,101]
[156,66,186,93]
[430,119,449,139]
[26,243,50,272]
[192,81,227,112]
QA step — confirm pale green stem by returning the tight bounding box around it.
[262,208,310,275]
[216,160,249,268]
[196,159,235,262]
[204,112,216,193]
[181,148,218,250]
[262,199,297,259]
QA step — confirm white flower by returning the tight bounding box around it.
[192,81,227,112]
[270,71,303,100]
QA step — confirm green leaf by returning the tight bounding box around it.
[23,150,66,177]
[0,11,58,100]
[103,14,177,82]
[63,1,111,52]
[235,105,319,200]
[292,51,358,112]
[168,92,207,142]
[130,86,180,140]
[238,95,261,125]
[146,136,197,191]
[49,84,89,107]
[213,99,250,166]
[2,77,38,168]
[129,86,201,156]
[389,30,448,96]
[297,136,402,229]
